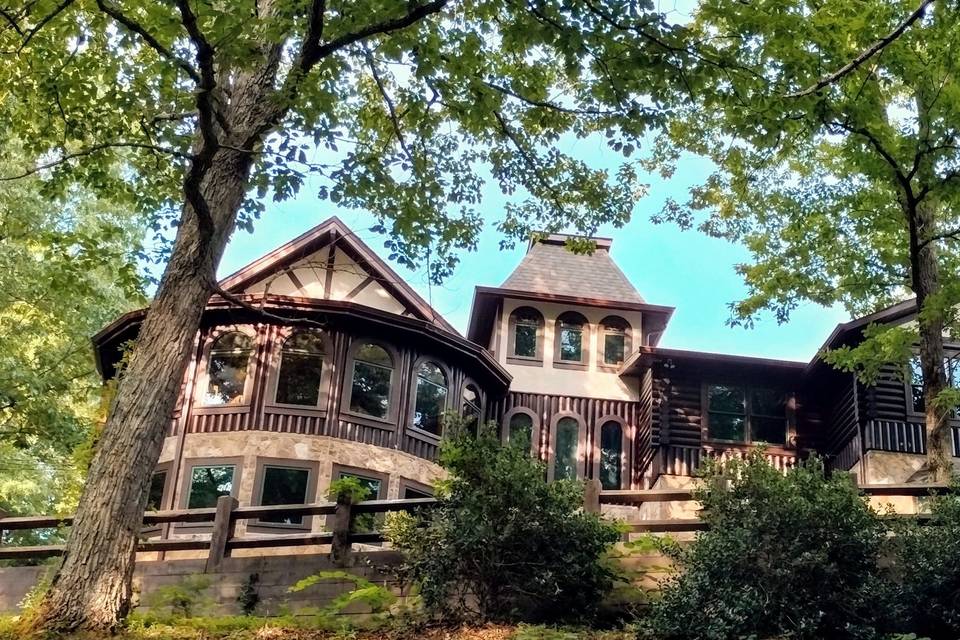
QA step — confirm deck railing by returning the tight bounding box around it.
[0,483,949,567]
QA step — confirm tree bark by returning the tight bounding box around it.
[25,143,256,632]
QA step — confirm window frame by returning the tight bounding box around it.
[176,457,244,532]
[547,412,586,482]
[460,379,484,432]
[341,338,399,427]
[502,407,541,458]
[506,306,545,366]
[141,462,172,538]
[593,416,630,490]
[327,464,390,532]
[194,326,258,412]
[248,457,320,533]
[702,383,793,447]
[553,311,591,370]
[407,356,452,440]
[905,351,960,419]
[597,316,632,370]
[266,327,332,413]
[398,477,434,499]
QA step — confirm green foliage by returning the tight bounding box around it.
[327,476,373,505]
[385,417,620,623]
[885,480,960,639]
[643,450,887,640]
[144,575,213,619]
[289,570,396,619]
[237,573,260,616]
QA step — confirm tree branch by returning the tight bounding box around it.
[0,142,191,181]
[16,0,74,52]
[365,51,413,163]
[209,283,328,329]
[787,0,934,98]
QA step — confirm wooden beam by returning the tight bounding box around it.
[584,479,602,514]
[205,496,238,573]
[329,498,353,566]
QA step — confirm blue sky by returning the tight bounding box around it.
[218,131,851,364]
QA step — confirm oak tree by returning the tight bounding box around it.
[0,0,697,631]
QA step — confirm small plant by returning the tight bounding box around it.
[144,574,212,618]
[328,476,376,532]
[237,572,260,616]
[289,569,396,622]
[17,568,52,612]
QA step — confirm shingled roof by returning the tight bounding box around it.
[500,234,645,304]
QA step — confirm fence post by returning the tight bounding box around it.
[584,478,602,515]
[205,496,238,574]
[329,497,354,566]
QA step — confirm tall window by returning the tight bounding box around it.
[510,307,543,359]
[909,354,960,414]
[555,311,588,364]
[507,412,534,453]
[349,343,393,419]
[600,316,631,366]
[706,385,788,445]
[599,421,623,490]
[414,362,447,435]
[146,470,167,511]
[257,465,311,525]
[205,332,253,405]
[275,331,325,406]
[186,464,235,509]
[462,384,482,429]
[554,417,580,480]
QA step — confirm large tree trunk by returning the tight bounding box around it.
[25,145,255,632]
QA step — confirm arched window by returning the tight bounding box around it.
[414,361,448,435]
[599,421,623,490]
[349,343,393,419]
[462,383,482,430]
[599,316,631,367]
[204,331,253,405]
[555,311,588,365]
[507,412,534,454]
[509,306,544,361]
[275,330,325,406]
[554,416,580,481]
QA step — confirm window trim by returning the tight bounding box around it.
[248,457,320,533]
[547,412,586,482]
[141,462,172,538]
[341,338,399,427]
[398,477,434,499]
[265,327,332,413]
[194,325,258,411]
[502,407,541,458]
[553,311,590,371]
[506,306,545,366]
[176,457,244,532]
[597,316,632,371]
[593,416,630,490]
[407,356,453,440]
[701,383,794,447]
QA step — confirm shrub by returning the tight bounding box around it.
[885,479,960,639]
[385,418,620,623]
[643,450,886,640]
[143,574,212,618]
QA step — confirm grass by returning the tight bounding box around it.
[0,615,637,640]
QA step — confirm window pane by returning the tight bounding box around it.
[910,357,925,413]
[604,333,626,365]
[508,413,534,453]
[338,473,381,533]
[708,385,745,414]
[350,361,392,418]
[560,326,583,361]
[600,421,623,490]
[708,412,746,442]
[462,385,482,432]
[554,417,579,480]
[403,486,432,499]
[188,465,234,509]
[752,416,787,445]
[751,388,786,416]
[206,353,250,405]
[515,323,537,357]
[414,364,447,435]
[146,471,166,511]
[356,343,391,366]
[260,467,310,525]
[276,352,323,405]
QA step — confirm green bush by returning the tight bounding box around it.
[885,480,960,639]
[143,574,213,619]
[385,418,620,623]
[643,450,887,640]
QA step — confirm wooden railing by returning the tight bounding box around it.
[0,483,949,565]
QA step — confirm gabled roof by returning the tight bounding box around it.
[500,234,645,304]
[217,216,457,334]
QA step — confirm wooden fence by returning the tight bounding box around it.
[0,483,948,568]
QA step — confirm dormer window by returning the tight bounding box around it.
[599,316,631,367]
[554,311,589,368]
[508,306,544,364]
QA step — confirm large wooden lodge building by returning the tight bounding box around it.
[93,217,957,531]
